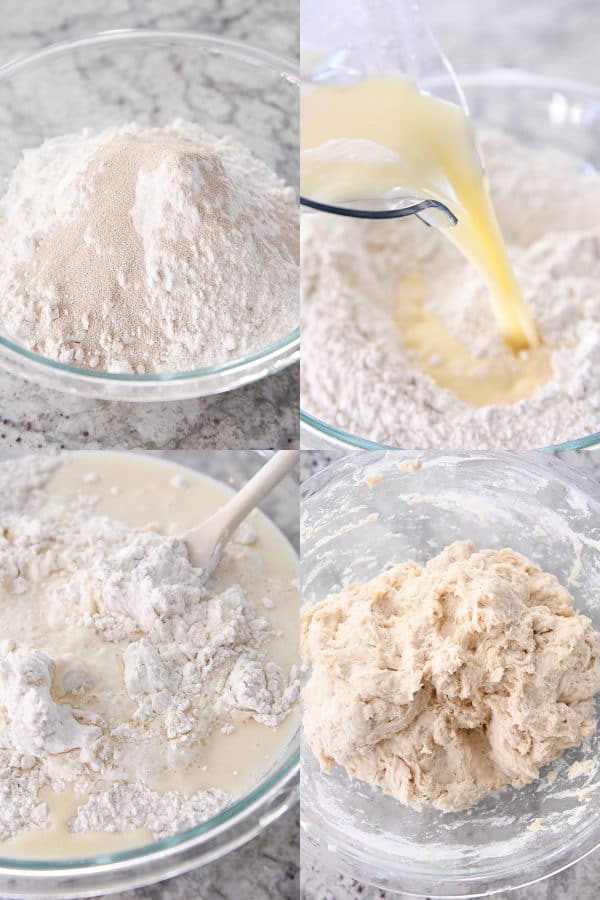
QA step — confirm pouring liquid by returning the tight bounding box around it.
[301,75,541,355]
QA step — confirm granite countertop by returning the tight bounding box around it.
[300,447,600,900]
[0,0,298,450]
[96,809,299,900]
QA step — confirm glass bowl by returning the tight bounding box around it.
[0,449,299,898]
[0,31,299,401]
[301,450,600,897]
[300,70,600,451]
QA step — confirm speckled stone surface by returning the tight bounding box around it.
[0,0,298,450]
[0,374,298,450]
[300,447,600,900]
[99,808,299,900]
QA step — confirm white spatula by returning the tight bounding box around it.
[185,450,299,578]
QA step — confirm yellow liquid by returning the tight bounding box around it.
[396,273,551,407]
[301,75,539,354]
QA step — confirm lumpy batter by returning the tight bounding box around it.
[0,453,299,857]
[301,540,600,812]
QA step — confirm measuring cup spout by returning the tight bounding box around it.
[300,195,458,227]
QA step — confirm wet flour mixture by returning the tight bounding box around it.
[0,453,299,856]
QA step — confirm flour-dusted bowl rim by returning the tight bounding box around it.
[300,408,600,453]
[300,69,600,452]
[0,449,300,898]
[301,449,600,898]
[0,30,299,401]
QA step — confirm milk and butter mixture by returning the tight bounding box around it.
[0,453,299,857]
[302,75,539,355]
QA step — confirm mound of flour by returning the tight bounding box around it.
[0,121,298,373]
[302,131,600,447]
[0,456,299,842]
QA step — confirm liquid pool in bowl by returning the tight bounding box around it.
[301,450,600,897]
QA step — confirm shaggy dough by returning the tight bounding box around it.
[301,541,600,812]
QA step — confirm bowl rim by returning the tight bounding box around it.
[0,753,299,875]
[0,448,300,888]
[0,29,300,396]
[300,409,600,453]
[300,448,600,897]
[299,68,600,453]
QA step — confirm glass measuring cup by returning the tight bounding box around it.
[300,0,466,226]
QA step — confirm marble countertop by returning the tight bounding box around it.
[0,0,298,450]
[96,808,299,900]
[424,0,599,83]
[300,447,600,900]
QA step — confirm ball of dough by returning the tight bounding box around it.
[301,540,600,811]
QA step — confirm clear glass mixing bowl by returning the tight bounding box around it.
[301,450,600,897]
[0,450,299,899]
[300,70,600,451]
[0,31,299,401]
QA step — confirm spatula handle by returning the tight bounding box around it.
[214,450,299,539]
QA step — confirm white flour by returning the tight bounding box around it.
[70,784,229,841]
[0,121,298,373]
[301,131,600,447]
[0,456,299,842]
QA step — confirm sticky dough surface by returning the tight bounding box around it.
[301,541,600,811]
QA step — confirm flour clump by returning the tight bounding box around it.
[0,455,299,843]
[0,647,101,757]
[70,783,229,840]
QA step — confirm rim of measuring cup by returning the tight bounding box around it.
[0,30,300,402]
[300,69,600,454]
[300,194,458,224]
